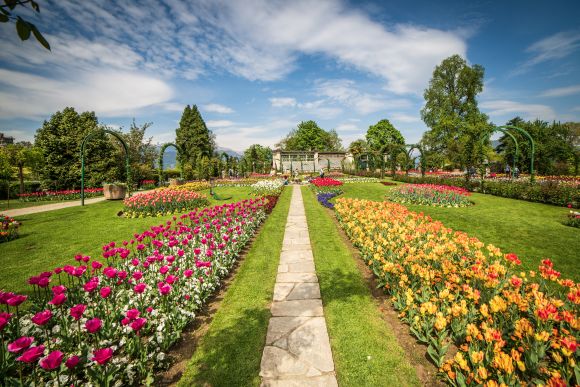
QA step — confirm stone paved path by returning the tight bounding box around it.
[260,185,337,387]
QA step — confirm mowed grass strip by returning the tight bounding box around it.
[339,181,580,281]
[301,186,420,387]
[0,186,253,295]
[178,188,291,387]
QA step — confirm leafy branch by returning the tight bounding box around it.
[0,0,50,50]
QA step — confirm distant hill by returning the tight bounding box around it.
[156,146,242,169]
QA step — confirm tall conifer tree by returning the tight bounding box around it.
[175,105,215,171]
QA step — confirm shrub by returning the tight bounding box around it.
[335,198,579,386]
[387,184,473,207]
[565,210,580,228]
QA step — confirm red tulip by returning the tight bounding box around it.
[51,285,67,295]
[31,310,52,326]
[92,348,113,365]
[100,287,111,298]
[126,309,140,320]
[17,345,45,363]
[133,283,146,294]
[40,350,64,370]
[130,317,147,332]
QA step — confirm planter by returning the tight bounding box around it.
[103,184,127,200]
[169,178,184,187]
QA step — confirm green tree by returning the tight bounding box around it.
[4,142,43,193]
[366,119,405,174]
[420,54,490,176]
[498,117,576,175]
[0,0,50,50]
[109,120,158,186]
[34,107,116,189]
[277,121,342,151]
[175,105,216,173]
[242,144,272,173]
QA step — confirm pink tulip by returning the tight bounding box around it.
[100,287,111,298]
[31,310,52,326]
[17,345,45,363]
[6,294,27,307]
[65,355,80,369]
[48,293,67,306]
[183,269,193,278]
[132,271,143,280]
[70,304,87,320]
[130,318,147,332]
[83,280,98,293]
[159,266,169,274]
[51,285,67,295]
[158,283,172,295]
[40,350,64,370]
[126,309,140,320]
[133,283,146,294]
[92,261,103,270]
[7,336,34,353]
[92,348,113,365]
[85,318,102,333]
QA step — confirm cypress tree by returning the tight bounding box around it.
[175,105,215,172]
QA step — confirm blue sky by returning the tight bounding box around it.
[0,0,579,152]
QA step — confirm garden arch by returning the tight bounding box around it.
[80,129,130,206]
[406,144,427,177]
[480,127,520,178]
[500,125,536,182]
[158,143,183,184]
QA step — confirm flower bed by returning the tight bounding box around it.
[250,179,285,197]
[160,181,210,192]
[215,178,259,187]
[122,190,209,218]
[140,180,157,190]
[387,184,473,207]
[392,175,580,208]
[336,177,379,184]
[17,188,104,202]
[310,177,343,187]
[565,210,580,228]
[0,199,269,385]
[335,198,579,386]
[316,192,340,209]
[1,214,19,243]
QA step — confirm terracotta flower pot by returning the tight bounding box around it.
[103,184,127,200]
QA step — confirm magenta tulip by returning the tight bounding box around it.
[100,287,111,298]
[40,350,64,370]
[6,294,27,307]
[17,345,45,363]
[31,310,52,326]
[85,318,102,333]
[92,348,113,365]
[130,317,146,332]
[48,293,67,306]
[65,355,80,369]
[7,336,34,353]
[70,304,87,320]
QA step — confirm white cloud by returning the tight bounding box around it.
[540,84,580,98]
[213,118,296,151]
[480,100,556,121]
[572,106,580,112]
[202,103,235,114]
[512,31,580,75]
[270,97,297,107]
[335,123,362,133]
[316,79,411,114]
[206,120,237,129]
[0,69,173,119]
[390,113,422,123]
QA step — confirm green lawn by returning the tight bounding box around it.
[301,186,420,386]
[0,186,254,295]
[178,188,291,386]
[339,181,580,281]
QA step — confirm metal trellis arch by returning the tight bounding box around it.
[480,127,520,179]
[500,125,536,182]
[158,143,183,184]
[81,129,130,206]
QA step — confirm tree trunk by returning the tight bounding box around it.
[18,165,24,194]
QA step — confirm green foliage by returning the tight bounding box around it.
[4,142,43,194]
[34,107,117,189]
[0,147,13,181]
[175,105,216,171]
[366,119,404,152]
[242,144,272,173]
[0,0,50,50]
[498,118,579,175]
[420,55,490,172]
[109,120,158,186]
[277,120,343,151]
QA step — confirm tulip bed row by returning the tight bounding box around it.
[387,184,473,208]
[0,198,270,385]
[335,197,579,386]
[122,190,210,218]
[160,181,211,192]
[250,179,285,197]
[17,188,104,202]
[1,214,20,243]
